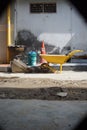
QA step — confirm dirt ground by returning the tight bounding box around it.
[0,77,87,100]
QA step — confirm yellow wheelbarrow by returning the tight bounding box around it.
[40,50,83,73]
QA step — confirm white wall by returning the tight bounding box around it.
[16,0,87,54]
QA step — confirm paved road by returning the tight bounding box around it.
[0,100,87,130]
[0,71,87,130]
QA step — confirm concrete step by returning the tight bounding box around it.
[0,64,11,72]
[50,63,87,71]
[0,63,87,72]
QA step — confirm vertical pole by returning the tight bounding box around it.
[7,4,11,63]
[7,4,11,46]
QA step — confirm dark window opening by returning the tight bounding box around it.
[30,3,56,13]
[30,4,43,13]
[44,3,56,13]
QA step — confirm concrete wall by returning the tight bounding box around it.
[15,0,87,56]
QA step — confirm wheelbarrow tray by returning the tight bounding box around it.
[40,54,69,64]
[40,50,83,73]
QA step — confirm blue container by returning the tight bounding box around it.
[28,51,37,66]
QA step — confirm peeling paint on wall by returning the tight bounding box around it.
[16,30,62,54]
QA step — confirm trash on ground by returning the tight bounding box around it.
[56,92,68,97]
[10,59,30,73]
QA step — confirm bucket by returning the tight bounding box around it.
[28,51,37,66]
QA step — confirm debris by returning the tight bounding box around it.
[10,58,59,73]
[10,59,42,73]
[10,59,30,73]
[40,63,58,73]
[56,92,68,97]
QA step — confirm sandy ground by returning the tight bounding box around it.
[0,76,87,100]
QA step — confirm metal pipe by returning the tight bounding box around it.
[7,4,11,63]
[7,4,11,46]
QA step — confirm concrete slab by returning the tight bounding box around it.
[0,100,87,130]
[0,70,87,80]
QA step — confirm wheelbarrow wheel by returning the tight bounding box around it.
[40,63,50,73]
